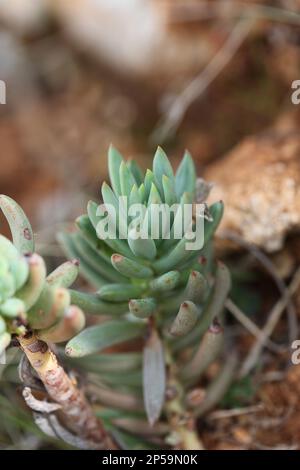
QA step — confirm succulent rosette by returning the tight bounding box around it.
[59,147,233,450]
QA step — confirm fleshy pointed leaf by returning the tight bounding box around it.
[101,181,127,238]
[38,305,85,343]
[175,151,196,199]
[148,183,162,205]
[185,270,208,304]
[46,260,79,288]
[129,184,141,207]
[127,159,144,186]
[0,298,25,318]
[108,145,123,195]
[111,254,153,279]
[85,202,131,257]
[181,319,224,383]
[150,271,180,293]
[28,286,70,330]
[0,332,11,355]
[65,320,146,357]
[128,228,157,260]
[138,184,146,203]
[57,232,107,288]
[169,300,200,337]
[69,289,128,316]
[153,147,174,195]
[128,298,157,318]
[120,161,136,197]
[203,201,224,245]
[16,253,46,310]
[70,352,142,375]
[144,170,154,200]
[143,327,166,426]
[0,195,34,254]
[97,283,145,302]
[162,175,177,206]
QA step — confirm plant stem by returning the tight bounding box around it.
[164,344,204,450]
[18,331,116,449]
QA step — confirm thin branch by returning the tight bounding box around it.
[164,0,300,27]
[225,298,283,353]
[151,18,253,142]
[208,403,264,420]
[221,231,298,344]
[239,266,300,378]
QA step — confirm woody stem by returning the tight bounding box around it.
[164,344,204,450]
[18,330,117,449]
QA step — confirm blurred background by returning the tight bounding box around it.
[0,0,299,246]
[1,0,300,450]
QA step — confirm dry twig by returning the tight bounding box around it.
[221,231,298,344]
[225,298,283,353]
[240,266,300,378]
[152,18,253,142]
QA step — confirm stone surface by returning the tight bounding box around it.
[204,131,300,252]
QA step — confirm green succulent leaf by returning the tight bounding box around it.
[0,195,34,254]
[144,170,155,200]
[0,235,29,291]
[46,260,79,288]
[108,145,124,196]
[111,254,153,279]
[97,283,145,302]
[150,271,180,293]
[0,316,6,334]
[65,320,146,357]
[16,253,46,310]
[69,352,142,375]
[162,175,177,206]
[181,320,224,384]
[69,289,128,316]
[0,331,11,355]
[127,160,144,186]
[0,298,25,319]
[175,151,196,199]
[28,285,69,330]
[203,201,224,245]
[128,298,157,319]
[37,305,85,344]
[57,232,106,288]
[119,161,136,197]
[169,300,201,337]
[138,184,146,203]
[129,184,142,207]
[153,147,174,195]
[87,199,133,258]
[143,327,166,426]
[128,228,157,260]
[185,270,208,304]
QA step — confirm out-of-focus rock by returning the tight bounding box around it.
[205,131,300,252]
[51,0,164,76]
[267,24,300,86]
[0,0,48,35]
[50,0,219,79]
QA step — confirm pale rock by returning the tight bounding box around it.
[204,131,300,252]
[0,0,48,34]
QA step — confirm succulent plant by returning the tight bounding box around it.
[59,147,235,450]
[0,195,114,450]
[0,195,85,352]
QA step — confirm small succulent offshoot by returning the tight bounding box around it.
[0,195,114,450]
[59,147,235,450]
